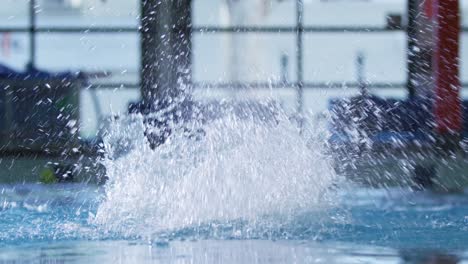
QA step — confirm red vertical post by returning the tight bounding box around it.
[433,0,462,135]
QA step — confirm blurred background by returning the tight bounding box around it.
[2,0,468,139]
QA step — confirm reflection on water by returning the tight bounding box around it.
[1,240,467,264]
[400,250,461,264]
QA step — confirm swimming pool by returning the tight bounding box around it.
[1,183,467,263]
[2,108,468,263]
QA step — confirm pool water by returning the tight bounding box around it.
[2,108,468,263]
[1,183,467,263]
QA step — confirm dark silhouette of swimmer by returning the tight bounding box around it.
[129,99,280,149]
[129,97,199,149]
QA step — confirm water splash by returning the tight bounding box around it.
[92,100,337,239]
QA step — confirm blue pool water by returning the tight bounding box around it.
[2,109,468,263]
[1,183,467,263]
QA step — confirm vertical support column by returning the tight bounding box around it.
[406,0,417,99]
[432,0,462,136]
[356,52,368,97]
[29,0,36,68]
[140,0,192,107]
[406,0,434,99]
[280,53,289,83]
[171,0,192,99]
[296,0,304,114]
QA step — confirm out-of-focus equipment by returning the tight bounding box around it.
[0,64,100,183]
[329,0,466,191]
[0,64,83,155]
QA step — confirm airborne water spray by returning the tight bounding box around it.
[92,100,338,240]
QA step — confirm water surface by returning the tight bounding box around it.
[1,183,467,263]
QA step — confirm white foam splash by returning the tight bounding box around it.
[92,101,336,238]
